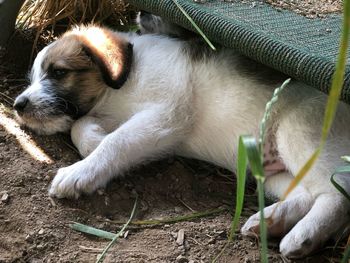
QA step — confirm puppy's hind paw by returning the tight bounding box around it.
[241,212,260,237]
[279,193,350,258]
[279,230,314,258]
[241,196,312,238]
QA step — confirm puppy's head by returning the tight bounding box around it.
[14,25,133,135]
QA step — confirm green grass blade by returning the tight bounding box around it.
[69,222,116,240]
[321,0,350,143]
[331,166,350,202]
[341,244,350,263]
[282,148,321,200]
[256,178,268,262]
[96,195,138,263]
[214,135,267,263]
[282,0,350,200]
[243,135,265,181]
[241,135,268,263]
[171,0,216,50]
[228,136,248,241]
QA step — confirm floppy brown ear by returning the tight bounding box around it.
[77,26,133,89]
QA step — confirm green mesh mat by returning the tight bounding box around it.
[128,0,350,103]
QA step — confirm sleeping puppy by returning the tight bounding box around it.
[13,15,350,258]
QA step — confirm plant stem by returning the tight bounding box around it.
[96,195,138,263]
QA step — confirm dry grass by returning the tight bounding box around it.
[17,0,135,30]
[15,0,136,63]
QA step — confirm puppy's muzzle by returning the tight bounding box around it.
[14,95,30,114]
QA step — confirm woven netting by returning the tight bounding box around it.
[128,0,350,103]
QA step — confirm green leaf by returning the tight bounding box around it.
[240,136,267,263]
[241,135,268,263]
[282,0,350,200]
[228,136,248,241]
[341,244,350,263]
[331,166,350,202]
[242,135,265,181]
[69,222,116,240]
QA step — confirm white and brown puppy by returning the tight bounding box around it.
[14,18,350,258]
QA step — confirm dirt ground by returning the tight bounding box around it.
[266,0,342,18]
[0,33,346,263]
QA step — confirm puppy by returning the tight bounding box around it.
[13,15,350,258]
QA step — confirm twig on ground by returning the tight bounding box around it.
[79,245,104,253]
[177,198,196,212]
[106,207,228,226]
[0,92,14,105]
[61,140,81,156]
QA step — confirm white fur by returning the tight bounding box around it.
[21,28,350,258]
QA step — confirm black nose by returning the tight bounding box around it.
[13,96,29,112]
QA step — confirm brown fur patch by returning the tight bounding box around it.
[74,26,133,89]
[41,34,105,115]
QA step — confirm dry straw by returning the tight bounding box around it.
[17,0,134,30]
[16,0,135,63]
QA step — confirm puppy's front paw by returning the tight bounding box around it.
[49,161,99,199]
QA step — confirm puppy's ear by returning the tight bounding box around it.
[78,27,133,89]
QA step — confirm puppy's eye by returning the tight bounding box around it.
[50,68,69,79]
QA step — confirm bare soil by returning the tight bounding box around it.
[0,33,345,263]
[265,0,342,18]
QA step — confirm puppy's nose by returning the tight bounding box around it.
[13,96,29,112]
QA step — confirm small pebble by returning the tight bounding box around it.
[174,206,182,213]
[25,234,33,243]
[124,230,129,239]
[176,255,189,263]
[97,189,105,195]
[36,244,44,250]
[176,229,185,246]
[1,192,9,203]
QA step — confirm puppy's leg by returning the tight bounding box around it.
[242,95,350,257]
[71,116,107,158]
[274,99,350,257]
[137,11,195,38]
[49,107,186,198]
[242,172,314,237]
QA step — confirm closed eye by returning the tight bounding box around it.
[49,68,70,80]
[47,65,91,80]
[46,63,72,79]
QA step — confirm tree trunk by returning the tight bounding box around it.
[0,0,25,47]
